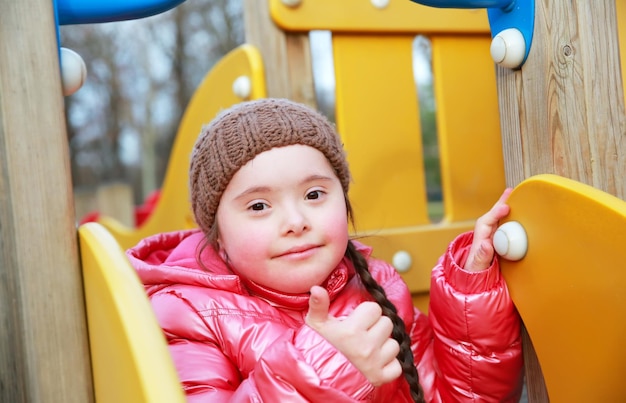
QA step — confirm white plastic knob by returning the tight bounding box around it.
[232,75,251,99]
[493,221,528,261]
[60,47,87,96]
[392,250,412,273]
[371,0,390,9]
[281,0,302,7]
[490,28,526,69]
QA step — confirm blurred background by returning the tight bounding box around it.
[60,0,439,227]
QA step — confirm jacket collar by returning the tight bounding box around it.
[238,257,354,309]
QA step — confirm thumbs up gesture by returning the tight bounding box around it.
[305,285,402,386]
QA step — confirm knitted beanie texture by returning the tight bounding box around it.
[189,98,351,234]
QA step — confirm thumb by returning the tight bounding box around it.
[306,285,331,327]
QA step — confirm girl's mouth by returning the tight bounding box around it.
[275,244,319,259]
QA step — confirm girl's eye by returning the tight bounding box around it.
[306,190,323,200]
[250,202,267,211]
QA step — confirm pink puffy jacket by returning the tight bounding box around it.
[128,229,523,402]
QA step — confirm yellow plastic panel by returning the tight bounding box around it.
[269,0,489,34]
[500,174,626,402]
[431,35,505,222]
[334,34,429,231]
[79,223,185,403]
[99,44,266,250]
[361,220,475,294]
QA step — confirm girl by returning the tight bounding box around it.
[127,98,523,402]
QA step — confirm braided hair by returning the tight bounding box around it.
[345,201,425,403]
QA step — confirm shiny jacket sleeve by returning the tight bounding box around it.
[149,289,375,402]
[418,231,524,402]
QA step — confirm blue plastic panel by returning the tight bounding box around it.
[409,0,534,67]
[56,0,186,25]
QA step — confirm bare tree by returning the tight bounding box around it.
[61,0,243,211]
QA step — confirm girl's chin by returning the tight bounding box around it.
[269,279,322,295]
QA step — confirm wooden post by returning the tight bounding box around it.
[0,1,93,401]
[498,1,626,194]
[243,0,317,107]
[496,1,626,401]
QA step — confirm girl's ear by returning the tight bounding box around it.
[216,238,229,262]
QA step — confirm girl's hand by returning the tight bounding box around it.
[305,285,402,386]
[464,188,513,272]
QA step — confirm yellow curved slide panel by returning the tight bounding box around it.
[500,174,626,402]
[99,44,267,250]
[79,222,185,403]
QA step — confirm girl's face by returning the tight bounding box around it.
[215,144,349,294]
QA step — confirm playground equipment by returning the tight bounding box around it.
[1,0,626,402]
[495,174,626,402]
[79,222,186,402]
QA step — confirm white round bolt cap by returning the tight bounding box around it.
[281,0,302,7]
[392,250,412,273]
[371,0,390,9]
[490,28,526,69]
[493,221,528,261]
[60,47,87,96]
[232,75,251,99]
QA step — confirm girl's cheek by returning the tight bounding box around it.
[232,226,271,256]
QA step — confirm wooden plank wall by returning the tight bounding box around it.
[499,1,625,196]
[496,1,626,401]
[0,1,93,401]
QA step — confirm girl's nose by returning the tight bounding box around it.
[281,204,310,235]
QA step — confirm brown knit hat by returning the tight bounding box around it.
[189,98,351,235]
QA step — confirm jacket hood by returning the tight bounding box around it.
[127,229,367,309]
[127,228,238,286]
